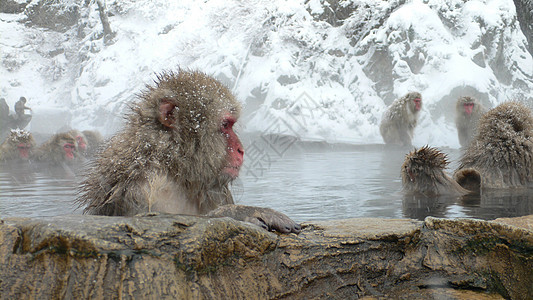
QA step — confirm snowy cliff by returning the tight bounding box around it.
[1,0,532,147]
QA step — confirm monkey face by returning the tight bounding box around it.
[17,143,31,159]
[75,136,87,152]
[413,97,422,111]
[464,103,474,115]
[220,114,244,179]
[63,142,76,160]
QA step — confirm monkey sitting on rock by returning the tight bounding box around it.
[77,70,301,234]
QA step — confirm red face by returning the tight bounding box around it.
[17,143,31,159]
[413,98,422,111]
[221,115,244,179]
[76,136,87,151]
[63,143,75,160]
[464,103,474,115]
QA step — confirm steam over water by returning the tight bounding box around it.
[2,141,532,222]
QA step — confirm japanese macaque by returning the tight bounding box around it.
[455,96,487,148]
[0,129,36,161]
[77,70,300,234]
[67,129,89,156]
[401,146,469,197]
[454,102,533,191]
[82,130,104,156]
[380,92,422,147]
[35,132,78,163]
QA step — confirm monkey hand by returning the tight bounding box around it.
[207,204,301,234]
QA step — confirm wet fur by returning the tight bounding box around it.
[0,130,36,161]
[77,70,239,216]
[402,146,469,196]
[454,102,533,190]
[35,132,77,163]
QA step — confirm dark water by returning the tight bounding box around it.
[2,141,533,222]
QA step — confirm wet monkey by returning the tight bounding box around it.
[454,102,533,191]
[455,96,487,148]
[35,132,78,163]
[0,129,36,161]
[82,130,104,156]
[380,92,422,147]
[401,146,469,197]
[77,70,300,234]
[67,129,89,157]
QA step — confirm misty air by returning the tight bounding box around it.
[1,0,533,298]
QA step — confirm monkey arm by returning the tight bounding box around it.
[207,204,301,234]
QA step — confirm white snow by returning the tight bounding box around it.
[0,0,532,147]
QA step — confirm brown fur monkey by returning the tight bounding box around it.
[380,92,422,147]
[77,70,300,234]
[454,102,533,191]
[35,132,78,163]
[455,96,487,148]
[82,130,104,156]
[67,129,89,157]
[0,129,36,161]
[402,146,469,197]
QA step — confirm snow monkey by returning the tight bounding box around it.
[454,102,533,192]
[35,132,79,163]
[455,96,487,148]
[82,130,104,156]
[401,146,469,197]
[67,129,89,157]
[380,92,422,147]
[77,70,301,234]
[0,129,36,161]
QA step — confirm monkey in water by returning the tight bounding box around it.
[454,102,533,192]
[455,96,487,148]
[82,130,105,156]
[77,70,300,234]
[380,92,422,147]
[35,132,78,163]
[0,129,36,161]
[401,146,469,197]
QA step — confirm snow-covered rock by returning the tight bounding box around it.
[0,0,531,147]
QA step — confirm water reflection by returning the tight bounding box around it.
[1,142,533,222]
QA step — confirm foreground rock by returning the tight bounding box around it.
[0,214,532,299]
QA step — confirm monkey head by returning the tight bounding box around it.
[476,101,533,145]
[68,130,88,154]
[75,135,87,152]
[57,134,77,161]
[406,92,422,112]
[401,145,448,184]
[457,96,477,116]
[7,129,35,160]
[133,70,244,185]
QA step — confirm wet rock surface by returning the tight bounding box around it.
[0,214,531,299]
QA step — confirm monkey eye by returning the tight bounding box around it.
[64,143,75,149]
[221,119,234,130]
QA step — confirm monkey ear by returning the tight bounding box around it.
[158,99,177,128]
